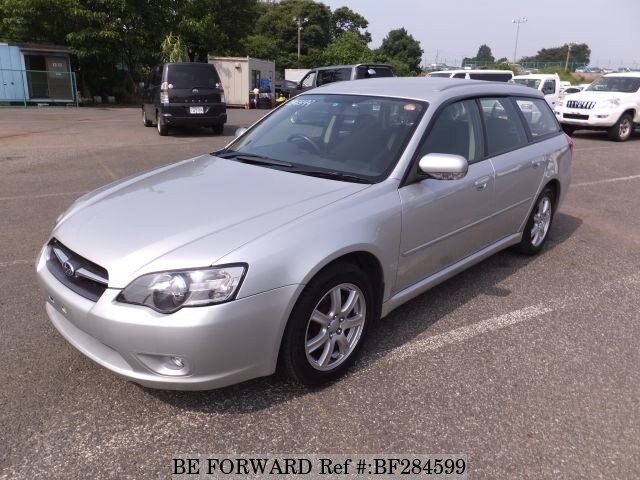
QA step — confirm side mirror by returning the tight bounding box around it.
[418,153,468,180]
[234,127,248,138]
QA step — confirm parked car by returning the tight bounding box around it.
[37,78,572,390]
[142,62,227,136]
[292,64,394,95]
[554,72,640,141]
[428,69,514,82]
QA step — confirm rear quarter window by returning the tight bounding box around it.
[515,98,560,139]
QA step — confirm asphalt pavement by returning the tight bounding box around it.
[0,106,639,479]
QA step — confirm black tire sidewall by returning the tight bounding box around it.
[281,263,374,387]
[609,113,632,141]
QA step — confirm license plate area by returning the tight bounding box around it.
[189,106,204,114]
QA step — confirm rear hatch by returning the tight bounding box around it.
[165,63,222,104]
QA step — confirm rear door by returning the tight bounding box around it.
[165,63,222,105]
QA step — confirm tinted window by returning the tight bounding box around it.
[317,69,335,86]
[541,80,556,95]
[334,68,352,81]
[166,64,219,89]
[418,99,482,163]
[479,98,528,156]
[429,72,451,78]
[469,72,513,82]
[355,66,394,78]
[453,73,466,79]
[586,76,640,93]
[515,98,560,139]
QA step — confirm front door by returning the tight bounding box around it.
[396,99,496,292]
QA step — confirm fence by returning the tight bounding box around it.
[460,61,587,72]
[0,68,77,106]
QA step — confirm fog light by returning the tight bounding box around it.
[170,356,184,369]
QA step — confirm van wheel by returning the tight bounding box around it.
[608,113,633,141]
[211,123,224,134]
[142,109,152,127]
[156,112,168,136]
[280,263,373,387]
[516,187,555,256]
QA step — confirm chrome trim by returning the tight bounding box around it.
[76,267,108,285]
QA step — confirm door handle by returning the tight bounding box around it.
[474,176,490,191]
[531,158,544,168]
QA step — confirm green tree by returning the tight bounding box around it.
[376,28,423,75]
[250,0,332,69]
[331,6,371,43]
[322,31,372,65]
[476,44,495,64]
[161,33,187,62]
[520,43,590,66]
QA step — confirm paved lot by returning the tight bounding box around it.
[1,107,639,479]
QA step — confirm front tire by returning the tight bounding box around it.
[516,187,555,255]
[211,123,224,135]
[561,124,575,136]
[608,113,633,141]
[280,263,374,387]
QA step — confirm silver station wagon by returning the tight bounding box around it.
[36,78,572,390]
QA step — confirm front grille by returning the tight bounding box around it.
[563,113,590,120]
[566,100,595,110]
[46,239,109,302]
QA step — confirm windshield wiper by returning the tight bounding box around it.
[215,151,294,168]
[290,168,371,184]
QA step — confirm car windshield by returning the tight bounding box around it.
[512,78,542,89]
[223,94,426,182]
[585,76,640,93]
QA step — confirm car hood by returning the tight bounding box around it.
[564,90,635,103]
[53,154,369,287]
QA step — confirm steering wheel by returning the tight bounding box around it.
[288,134,321,155]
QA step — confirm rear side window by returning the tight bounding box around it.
[355,66,394,79]
[317,69,335,86]
[515,98,560,139]
[469,72,513,82]
[166,64,219,89]
[479,98,528,156]
[453,73,466,79]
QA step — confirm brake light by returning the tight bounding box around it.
[160,81,169,104]
[216,82,226,104]
[565,134,574,153]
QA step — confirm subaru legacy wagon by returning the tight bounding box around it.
[37,78,572,390]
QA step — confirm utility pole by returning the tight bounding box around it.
[294,17,307,68]
[564,43,574,71]
[512,18,527,64]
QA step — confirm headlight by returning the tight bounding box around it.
[116,264,247,313]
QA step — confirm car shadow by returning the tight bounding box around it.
[571,129,640,142]
[144,212,582,413]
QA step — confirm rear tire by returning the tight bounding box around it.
[516,187,555,256]
[608,113,633,141]
[280,263,374,387]
[156,112,168,136]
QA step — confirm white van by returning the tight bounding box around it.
[512,74,561,108]
[428,69,514,82]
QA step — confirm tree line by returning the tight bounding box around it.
[0,0,423,100]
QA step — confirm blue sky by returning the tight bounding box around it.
[320,0,640,68]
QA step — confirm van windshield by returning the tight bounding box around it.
[167,64,219,89]
[513,78,542,89]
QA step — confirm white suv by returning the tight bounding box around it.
[553,72,640,141]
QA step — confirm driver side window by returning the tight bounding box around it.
[301,72,317,88]
[417,99,482,164]
[542,80,556,95]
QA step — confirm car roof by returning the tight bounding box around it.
[603,72,640,78]
[301,77,544,103]
[430,69,513,75]
[312,64,392,71]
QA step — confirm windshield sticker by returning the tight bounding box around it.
[290,98,317,107]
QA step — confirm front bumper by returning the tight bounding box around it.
[36,247,297,390]
[554,108,619,128]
